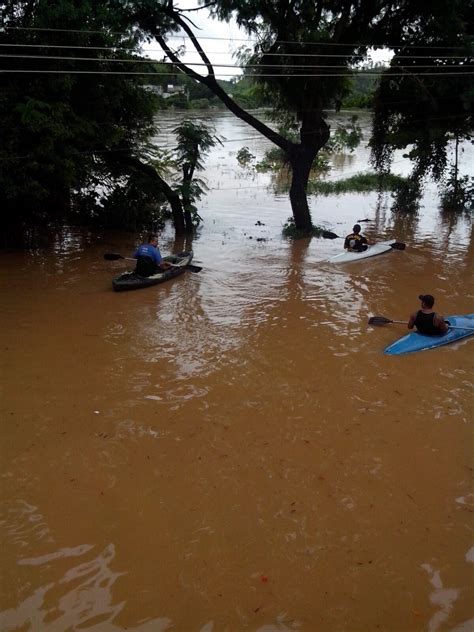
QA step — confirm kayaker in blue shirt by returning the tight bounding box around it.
[344,224,368,252]
[133,234,172,277]
[408,294,448,335]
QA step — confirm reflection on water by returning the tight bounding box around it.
[1,111,473,630]
[1,501,53,549]
[1,542,174,631]
[421,564,459,632]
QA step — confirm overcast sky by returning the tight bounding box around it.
[144,0,249,79]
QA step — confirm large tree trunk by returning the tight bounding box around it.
[151,12,330,234]
[183,203,193,233]
[182,164,195,233]
[288,117,330,231]
[288,153,315,231]
[166,189,186,234]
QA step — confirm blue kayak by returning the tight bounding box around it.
[384,314,474,355]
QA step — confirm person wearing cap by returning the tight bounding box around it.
[344,224,368,252]
[407,295,449,335]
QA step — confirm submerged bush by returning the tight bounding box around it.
[439,172,473,212]
[307,172,407,195]
[282,217,332,238]
[236,146,256,166]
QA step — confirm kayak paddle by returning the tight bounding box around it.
[368,316,408,325]
[103,253,202,272]
[368,315,474,331]
[320,232,406,250]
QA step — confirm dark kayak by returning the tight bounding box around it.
[112,251,193,292]
[384,313,474,355]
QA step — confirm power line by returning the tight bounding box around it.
[5,25,134,37]
[2,69,472,78]
[0,43,470,60]
[3,54,471,70]
[4,26,470,49]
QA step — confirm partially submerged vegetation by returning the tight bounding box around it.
[238,116,362,176]
[237,118,411,230]
[1,0,471,246]
[281,172,409,238]
[282,218,341,239]
[307,173,407,196]
[439,172,474,212]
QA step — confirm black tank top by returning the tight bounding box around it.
[414,310,441,336]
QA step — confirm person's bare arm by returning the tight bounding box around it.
[434,313,449,333]
[407,312,417,329]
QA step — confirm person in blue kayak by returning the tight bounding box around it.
[344,224,368,252]
[133,234,172,277]
[408,294,449,335]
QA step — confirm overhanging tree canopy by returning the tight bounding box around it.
[132,0,472,230]
[0,0,167,242]
[370,0,473,211]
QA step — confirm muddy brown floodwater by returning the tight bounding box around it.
[1,112,473,631]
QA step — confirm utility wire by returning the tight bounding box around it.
[3,54,470,70]
[2,69,472,77]
[0,43,470,59]
[4,27,470,49]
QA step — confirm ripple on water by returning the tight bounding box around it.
[1,113,473,632]
[421,564,459,632]
[0,501,52,548]
[0,543,174,631]
[144,383,209,407]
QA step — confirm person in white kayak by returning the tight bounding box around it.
[344,224,369,252]
[407,294,448,336]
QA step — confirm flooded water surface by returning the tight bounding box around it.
[1,112,473,631]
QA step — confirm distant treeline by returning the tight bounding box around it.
[146,63,381,110]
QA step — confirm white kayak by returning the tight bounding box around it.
[327,241,397,264]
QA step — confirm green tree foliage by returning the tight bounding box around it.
[439,139,474,212]
[241,116,361,175]
[145,63,257,109]
[340,69,381,109]
[103,120,221,233]
[131,0,472,232]
[0,2,257,243]
[0,0,166,243]
[326,116,362,153]
[370,0,473,212]
[224,76,268,109]
[136,0,363,231]
[172,119,222,230]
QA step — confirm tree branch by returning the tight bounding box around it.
[181,2,217,12]
[333,1,353,43]
[109,151,185,232]
[153,10,294,153]
[164,7,215,77]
